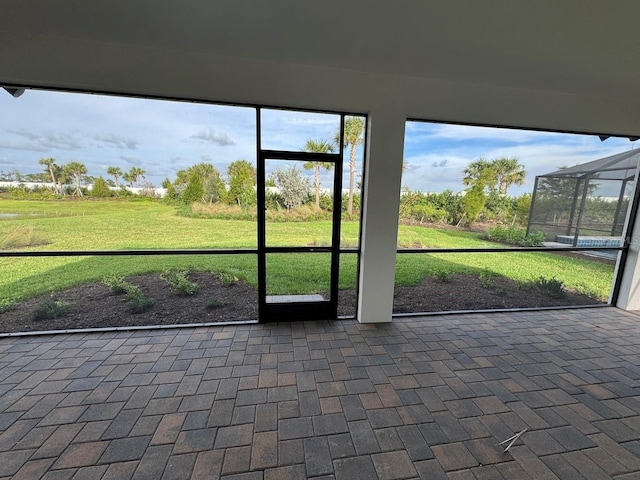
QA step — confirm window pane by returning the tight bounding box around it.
[400,120,637,250]
[260,109,340,151]
[0,89,258,249]
[265,252,331,299]
[264,158,334,247]
[338,253,358,318]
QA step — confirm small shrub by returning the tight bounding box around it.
[161,269,199,295]
[103,279,153,313]
[521,229,546,247]
[90,177,112,197]
[102,275,130,294]
[126,291,154,313]
[123,284,142,297]
[206,298,224,309]
[533,276,566,298]
[217,272,238,286]
[487,225,545,247]
[33,299,70,321]
[434,270,452,283]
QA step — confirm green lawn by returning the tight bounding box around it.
[0,198,614,308]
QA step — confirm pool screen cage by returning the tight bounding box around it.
[527,149,639,247]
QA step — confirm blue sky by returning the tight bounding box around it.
[403,122,636,195]
[1,88,636,195]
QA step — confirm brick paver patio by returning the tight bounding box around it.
[1,307,640,479]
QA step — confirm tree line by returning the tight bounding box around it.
[163,116,366,215]
[2,131,536,228]
[0,158,148,197]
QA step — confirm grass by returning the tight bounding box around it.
[0,198,615,304]
[0,225,49,249]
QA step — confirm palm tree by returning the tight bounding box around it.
[336,116,364,215]
[65,161,88,196]
[123,171,135,187]
[128,167,146,187]
[106,166,123,188]
[492,157,526,194]
[39,157,60,194]
[462,158,497,191]
[302,139,334,210]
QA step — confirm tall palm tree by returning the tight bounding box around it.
[106,166,123,188]
[302,139,334,210]
[123,171,135,187]
[39,157,60,194]
[129,167,146,187]
[492,157,526,194]
[462,158,497,191]
[65,161,87,196]
[336,116,364,215]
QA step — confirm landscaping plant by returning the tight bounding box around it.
[161,269,199,295]
[33,299,70,321]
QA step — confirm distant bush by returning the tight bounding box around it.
[5,185,58,200]
[460,186,486,226]
[487,225,545,247]
[399,190,453,224]
[483,193,515,223]
[90,177,112,197]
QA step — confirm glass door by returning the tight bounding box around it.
[257,150,343,321]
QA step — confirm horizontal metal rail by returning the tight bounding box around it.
[397,246,624,254]
[260,150,341,162]
[0,246,622,258]
[0,247,361,258]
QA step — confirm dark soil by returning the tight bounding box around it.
[390,274,602,313]
[0,272,603,334]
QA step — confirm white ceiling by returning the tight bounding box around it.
[2,0,640,102]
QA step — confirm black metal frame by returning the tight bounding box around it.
[528,167,638,243]
[3,85,639,323]
[0,86,366,324]
[256,109,345,322]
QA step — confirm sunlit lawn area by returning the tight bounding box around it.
[0,198,614,308]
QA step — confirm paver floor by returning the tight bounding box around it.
[1,307,640,479]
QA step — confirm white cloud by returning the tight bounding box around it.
[119,155,139,165]
[94,134,138,150]
[190,129,235,146]
[3,129,83,151]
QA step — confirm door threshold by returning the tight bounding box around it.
[266,294,325,303]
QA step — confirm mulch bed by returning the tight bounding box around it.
[0,272,603,334]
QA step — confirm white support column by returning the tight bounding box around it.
[616,209,640,310]
[357,107,406,323]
